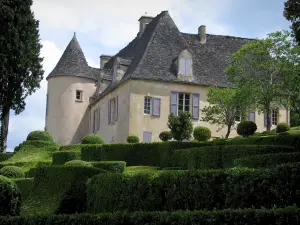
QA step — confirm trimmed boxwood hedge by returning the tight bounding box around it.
[171,145,295,169]
[64,160,92,167]
[81,142,212,166]
[87,163,300,213]
[0,207,299,225]
[0,153,13,162]
[52,151,81,165]
[91,161,126,173]
[59,144,83,152]
[27,131,53,142]
[0,166,25,178]
[13,178,34,200]
[234,152,300,168]
[14,140,59,152]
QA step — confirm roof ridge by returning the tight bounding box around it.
[181,32,254,40]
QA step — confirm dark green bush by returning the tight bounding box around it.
[26,130,53,142]
[87,163,300,213]
[0,175,21,216]
[159,131,173,142]
[237,121,257,137]
[91,161,126,173]
[64,160,92,167]
[81,134,104,145]
[0,153,13,162]
[127,135,139,143]
[168,112,193,141]
[172,145,295,169]
[276,122,290,133]
[234,152,300,168]
[0,166,25,178]
[59,144,83,151]
[193,126,211,141]
[52,151,81,165]
[13,178,34,200]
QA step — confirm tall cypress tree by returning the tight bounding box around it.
[0,0,44,152]
[284,0,300,45]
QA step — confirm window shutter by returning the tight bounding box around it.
[143,131,152,143]
[114,96,118,121]
[179,58,185,75]
[185,59,192,76]
[248,112,255,122]
[170,92,178,115]
[192,93,199,119]
[152,98,161,116]
[108,99,111,124]
[98,108,101,130]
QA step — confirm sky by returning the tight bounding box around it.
[6,0,291,152]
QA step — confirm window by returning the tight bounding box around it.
[76,90,83,101]
[179,58,192,76]
[143,131,152,143]
[144,97,151,114]
[171,92,199,119]
[93,108,100,133]
[108,97,118,124]
[178,93,190,113]
[271,109,278,125]
[235,108,241,122]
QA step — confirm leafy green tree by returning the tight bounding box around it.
[0,0,44,152]
[284,0,300,45]
[201,87,252,138]
[168,112,193,141]
[226,30,300,131]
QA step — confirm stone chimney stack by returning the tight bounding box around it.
[138,15,154,38]
[100,55,112,69]
[198,25,206,44]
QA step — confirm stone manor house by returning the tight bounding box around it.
[45,11,290,145]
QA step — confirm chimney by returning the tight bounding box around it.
[138,15,154,38]
[100,55,112,69]
[198,25,206,44]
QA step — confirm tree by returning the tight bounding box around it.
[167,112,193,141]
[226,30,300,131]
[201,87,252,138]
[0,0,44,152]
[284,0,300,45]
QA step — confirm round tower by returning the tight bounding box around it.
[45,33,97,145]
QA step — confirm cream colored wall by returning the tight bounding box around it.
[90,81,131,143]
[129,80,289,142]
[46,76,96,145]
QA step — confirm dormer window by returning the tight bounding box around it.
[75,90,83,102]
[178,49,193,78]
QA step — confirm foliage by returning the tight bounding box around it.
[167,111,193,141]
[226,30,300,131]
[26,131,53,142]
[14,140,59,152]
[237,121,257,137]
[64,160,92,167]
[0,152,13,162]
[201,87,252,138]
[59,144,83,152]
[127,135,139,143]
[13,178,34,200]
[193,126,211,141]
[0,175,21,216]
[276,122,290,133]
[159,131,173,142]
[284,0,300,45]
[52,151,81,165]
[91,161,126,173]
[234,152,300,168]
[171,145,294,169]
[81,134,104,145]
[0,166,24,178]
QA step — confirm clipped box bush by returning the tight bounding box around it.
[14,140,59,152]
[0,166,25,178]
[276,122,290,133]
[171,145,295,169]
[64,160,92,167]
[26,130,53,142]
[0,175,21,216]
[59,144,83,151]
[87,163,300,213]
[159,131,173,142]
[234,152,300,168]
[127,135,139,143]
[193,126,211,141]
[0,153,13,162]
[237,121,257,137]
[81,134,104,144]
[91,161,126,173]
[52,151,81,165]
[13,178,34,200]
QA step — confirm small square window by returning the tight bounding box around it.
[76,90,83,101]
[144,97,151,114]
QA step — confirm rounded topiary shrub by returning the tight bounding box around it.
[127,135,139,143]
[0,166,25,179]
[159,131,173,142]
[64,160,92,167]
[276,123,290,134]
[193,126,211,142]
[26,130,53,142]
[81,134,104,144]
[0,175,21,216]
[237,121,257,137]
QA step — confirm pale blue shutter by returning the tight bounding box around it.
[248,112,255,122]
[108,99,111,124]
[185,59,192,76]
[192,93,199,119]
[98,108,101,130]
[170,92,178,115]
[114,96,118,121]
[152,98,161,116]
[143,131,152,143]
[179,58,185,75]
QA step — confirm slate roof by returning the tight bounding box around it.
[91,11,252,104]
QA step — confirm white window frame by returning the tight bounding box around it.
[178,93,191,114]
[75,90,83,101]
[144,96,151,114]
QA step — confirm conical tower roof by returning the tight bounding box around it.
[47,33,92,80]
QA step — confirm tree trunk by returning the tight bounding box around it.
[0,106,9,153]
[266,108,271,132]
[225,125,231,138]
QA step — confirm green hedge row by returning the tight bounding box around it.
[0,207,300,225]
[52,151,81,165]
[234,152,300,168]
[59,144,87,152]
[13,178,34,200]
[172,145,295,169]
[87,163,300,213]
[81,142,211,166]
[91,161,126,173]
[14,140,59,152]
[0,153,13,162]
